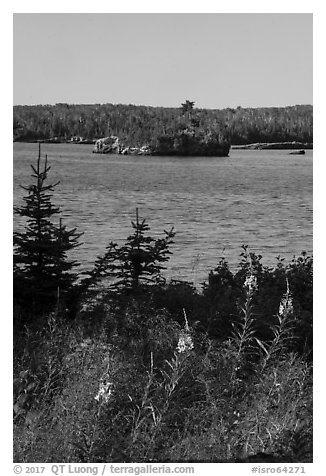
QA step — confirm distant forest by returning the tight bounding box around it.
[13,103,313,146]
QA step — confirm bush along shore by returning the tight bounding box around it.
[13,149,313,463]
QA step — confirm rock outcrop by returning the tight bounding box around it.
[93,137,152,155]
[121,145,152,155]
[93,136,120,154]
[289,149,306,155]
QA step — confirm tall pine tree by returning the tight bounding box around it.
[14,144,82,315]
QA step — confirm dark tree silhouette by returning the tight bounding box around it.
[14,144,82,315]
[82,209,175,293]
[181,100,195,115]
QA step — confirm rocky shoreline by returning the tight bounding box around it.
[232,141,312,150]
[14,138,313,154]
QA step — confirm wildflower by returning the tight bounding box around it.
[279,277,293,317]
[279,294,293,317]
[183,308,190,332]
[244,272,258,294]
[177,331,194,353]
[176,309,194,353]
[79,337,92,349]
[94,377,113,404]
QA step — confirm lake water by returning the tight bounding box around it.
[13,142,313,286]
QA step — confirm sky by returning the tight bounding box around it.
[13,13,313,109]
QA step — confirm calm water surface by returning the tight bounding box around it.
[13,143,313,285]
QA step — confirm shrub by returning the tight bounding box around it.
[202,248,313,357]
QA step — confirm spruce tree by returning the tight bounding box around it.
[82,209,175,293]
[113,208,175,290]
[14,144,82,314]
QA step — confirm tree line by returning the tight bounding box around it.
[13,102,313,146]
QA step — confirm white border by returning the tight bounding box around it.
[4,3,322,474]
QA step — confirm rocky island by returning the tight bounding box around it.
[93,101,231,157]
[93,133,230,157]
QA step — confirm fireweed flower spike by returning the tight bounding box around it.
[177,332,194,353]
[183,308,190,332]
[279,277,293,317]
[244,271,258,295]
[177,310,194,353]
[94,377,113,404]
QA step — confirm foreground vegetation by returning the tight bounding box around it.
[13,256,313,463]
[13,150,313,463]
